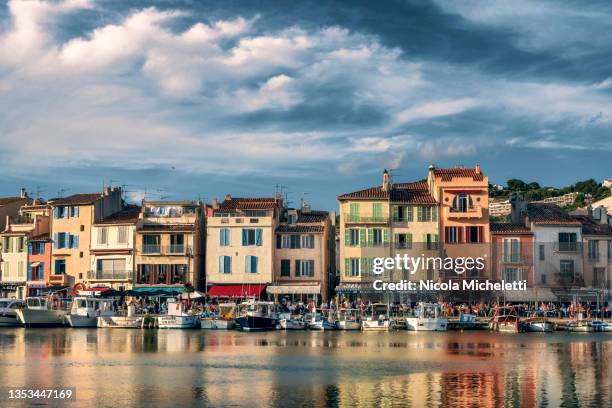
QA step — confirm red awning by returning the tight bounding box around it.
[207,284,266,298]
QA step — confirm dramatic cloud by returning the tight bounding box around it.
[0,0,611,207]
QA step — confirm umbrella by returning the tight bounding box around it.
[182,290,205,299]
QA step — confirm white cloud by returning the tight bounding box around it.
[395,98,478,124]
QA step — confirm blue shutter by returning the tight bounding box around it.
[27,263,32,280]
[54,233,58,249]
[242,229,247,246]
[252,256,257,273]
[64,233,69,248]
[40,243,44,255]
[54,207,59,219]
[74,206,79,217]
[28,243,33,255]
[40,262,45,279]
[255,229,262,246]
[225,256,231,273]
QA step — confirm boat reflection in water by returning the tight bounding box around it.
[0,329,609,407]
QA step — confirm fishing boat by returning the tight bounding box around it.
[361,303,391,331]
[406,302,448,332]
[448,313,487,330]
[0,298,25,327]
[522,317,555,332]
[157,298,199,329]
[335,308,361,330]
[278,312,307,330]
[308,309,336,331]
[200,302,237,329]
[16,297,68,327]
[591,321,612,332]
[65,297,115,328]
[490,314,521,332]
[235,300,279,331]
[567,320,595,332]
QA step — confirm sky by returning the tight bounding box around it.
[0,0,611,210]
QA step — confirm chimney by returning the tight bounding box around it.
[509,194,527,224]
[475,164,481,174]
[212,198,220,210]
[224,194,232,202]
[382,169,391,192]
[20,188,28,199]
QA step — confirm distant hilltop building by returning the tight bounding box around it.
[533,192,578,207]
[603,179,612,189]
[489,199,512,217]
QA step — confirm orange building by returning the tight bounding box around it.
[427,165,491,279]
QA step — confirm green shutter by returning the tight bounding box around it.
[345,229,350,246]
[359,229,366,246]
[367,228,373,245]
[432,206,437,222]
[373,203,382,220]
[383,228,389,244]
[345,258,350,277]
[407,233,413,249]
[417,206,423,222]
[407,206,413,222]
[393,206,399,221]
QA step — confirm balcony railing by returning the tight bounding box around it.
[141,245,191,255]
[553,242,582,253]
[501,254,523,264]
[48,274,68,285]
[344,215,388,224]
[446,206,482,219]
[10,215,33,225]
[346,242,390,248]
[88,270,131,280]
[166,244,186,254]
[142,244,161,254]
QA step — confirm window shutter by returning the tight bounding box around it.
[242,229,247,246]
[383,229,389,244]
[74,235,79,248]
[345,258,350,277]
[417,206,423,222]
[276,234,281,249]
[359,229,366,246]
[40,243,45,255]
[219,256,224,273]
[478,226,484,243]
[393,206,399,221]
[53,233,58,249]
[74,206,79,217]
[432,206,437,222]
[344,230,350,246]
[245,256,250,273]
[53,207,59,219]
[28,243,32,255]
[255,229,262,246]
[407,206,413,222]
[40,262,44,277]
[27,263,32,280]
[367,228,373,245]
[295,260,300,277]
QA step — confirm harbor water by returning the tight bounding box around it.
[0,328,610,407]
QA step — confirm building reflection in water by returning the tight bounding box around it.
[0,329,609,407]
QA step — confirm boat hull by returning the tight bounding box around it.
[336,320,361,330]
[16,309,66,327]
[200,318,236,330]
[97,316,144,328]
[236,316,277,331]
[157,315,199,329]
[0,314,22,327]
[361,320,390,331]
[496,323,520,333]
[406,317,448,332]
[524,321,555,332]
[279,319,306,330]
[65,315,98,328]
[308,321,336,331]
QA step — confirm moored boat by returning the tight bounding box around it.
[523,317,555,332]
[406,303,448,332]
[200,302,237,329]
[335,308,361,330]
[491,314,521,333]
[278,312,307,330]
[308,309,336,331]
[236,300,278,331]
[65,297,115,328]
[157,299,199,329]
[0,298,25,327]
[567,320,595,332]
[361,303,391,331]
[16,297,68,327]
[591,321,611,332]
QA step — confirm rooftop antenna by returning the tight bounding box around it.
[35,185,45,199]
[57,188,69,198]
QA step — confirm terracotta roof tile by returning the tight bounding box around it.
[338,181,436,203]
[433,167,484,181]
[51,193,101,206]
[0,197,26,206]
[526,203,581,225]
[218,197,279,211]
[491,223,532,234]
[572,215,612,236]
[139,224,195,232]
[297,210,328,223]
[96,205,141,225]
[276,225,325,233]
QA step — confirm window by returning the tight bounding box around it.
[346,229,360,247]
[280,235,291,248]
[417,206,436,222]
[245,255,258,273]
[70,206,79,217]
[426,233,438,250]
[53,206,68,219]
[588,240,598,261]
[393,206,406,222]
[219,256,232,274]
[295,260,314,277]
[242,229,262,246]
[220,228,231,246]
[502,238,521,263]
[98,227,108,245]
[54,259,66,275]
[465,226,483,243]
[503,267,520,281]
[345,258,360,277]
[280,259,291,277]
[372,203,382,220]
[539,244,545,261]
[117,226,128,244]
[541,274,546,284]
[558,232,577,251]
[287,214,297,225]
[54,232,68,249]
[290,235,301,249]
[143,235,160,253]
[349,203,360,218]
[395,233,412,249]
[301,234,314,249]
[560,260,574,276]
[169,234,184,253]
[445,227,461,243]
[452,193,473,212]
[69,234,79,249]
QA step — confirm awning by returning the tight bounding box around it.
[207,284,266,298]
[127,286,183,297]
[502,288,557,302]
[30,262,40,267]
[267,284,321,295]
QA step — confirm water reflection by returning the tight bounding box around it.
[0,328,609,407]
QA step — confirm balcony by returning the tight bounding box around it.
[88,270,131,280]
[553,242,582,253]
[142,244,161,254]
[141,245,191,255]
[446,206,482,219]
[501,254,524,264]
[344,215,388,224]
[10,215,33,225]
[48,274,69,286]
[165,244,187,255]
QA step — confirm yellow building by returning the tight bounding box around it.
[337,170,440,299]
[134,201,204,293]
[206,196,282,299]
[49,187,123,290]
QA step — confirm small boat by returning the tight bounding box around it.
[591,321,612,332]
[200,303,237,329]
[490,314,521,333]
[406,303,448,332]
[567,320,595,332]
[523,317,555,332]
[157,299,199,329]
[236,300,279,331]
[278,313,307,330]
[65,297,115,328]
[361,303,391,331]
[335,308,361,330]
[0,298,25,327]
[448,313,487,330]
[16,297,68,327]
[98,303,147,328]
[308,309,336,331]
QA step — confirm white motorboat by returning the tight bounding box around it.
[361,303,391,331]
[200,302,237,329]
[278,312,307,330]
[567,320,595,332]
[0,298,25,327]
[406,303,448,332]
[65,297,115,328]
[16,297,68,327]
[308,310,336,331]
[335,309,361,330]
[523,317,555,332]
[157,299,199,329]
